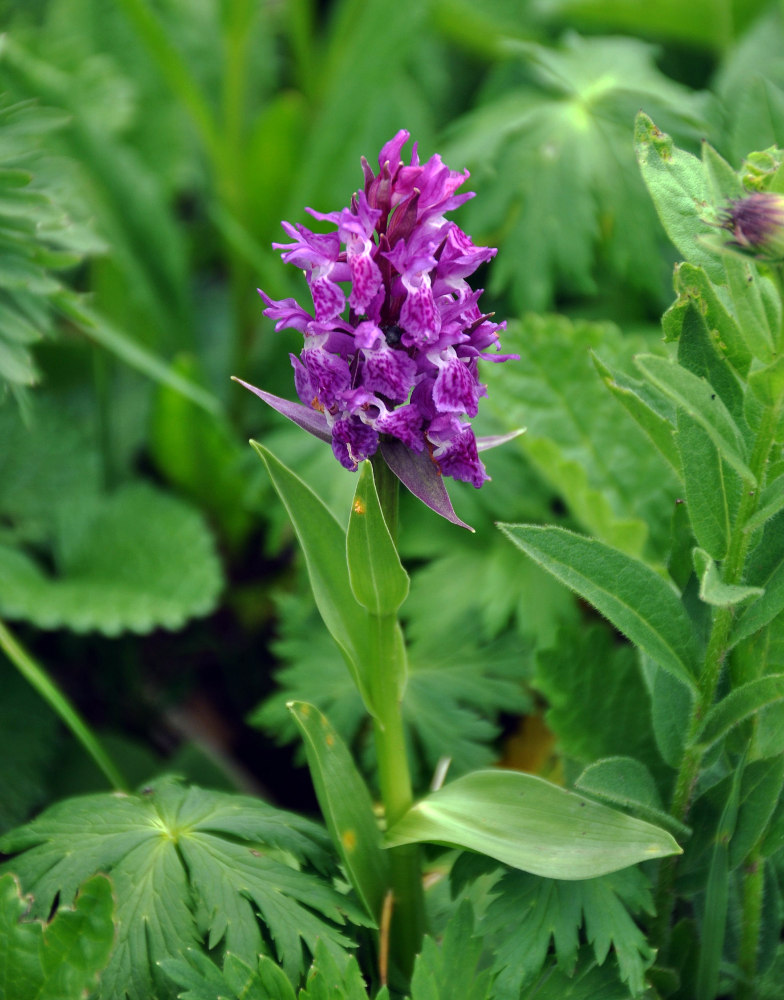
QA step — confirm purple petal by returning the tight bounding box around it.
[232,377,332,443]
[379,439,474,531]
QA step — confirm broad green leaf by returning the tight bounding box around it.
[635,353,754,483]
[385,769,681,880]
[477,867,655,998]
[409,900,493,1000]
[0,483,223,635]
[521,956,634,1000]
[499,524,700,687]
[0,779,356,1000]
[731,513,784,647]
[634,112,721,281]
[696,675,784,750]
[676,412,733,560]
[575,757,690,839]
[346,463,409,616]
[483,315,677,558]
[251,442,373,712]
[0,873,114,1000]
[641,654,694,768]
[289,701,389,923]
[692,548,764,607]
[592,352,682,479]
[730,756,784,869]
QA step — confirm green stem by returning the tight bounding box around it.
[654,400,781,953]
[737,848,764,999]
[0,619,128,791]
[368,457,424,981]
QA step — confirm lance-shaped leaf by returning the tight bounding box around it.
[250,442,374,712]
[347,463,409,616]
[676,412,734,561]
[379,439,473,531]
[635,353,754,483]
[499,524,700,688]
[385,770,681,880]
[592,352,682,478]
[695,675,784,750]
[634,113,720,281]
[289,701,389,924]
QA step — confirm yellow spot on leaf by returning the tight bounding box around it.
[353,498,366,515]
[341,829,357,851]
[325,732,335,747]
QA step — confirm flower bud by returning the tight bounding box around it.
[720,192,784,262]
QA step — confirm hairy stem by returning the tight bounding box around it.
[737,848,765,999]
[654,401,781,953]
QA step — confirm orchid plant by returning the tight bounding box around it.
[3,119,784,1000]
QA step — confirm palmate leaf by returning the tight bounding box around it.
[442,34,706,311]
[0,779,361,1000]
[409,900,493,1000]
[0,872,115,1000]
[251,592,530,791]
[467,864,655,997]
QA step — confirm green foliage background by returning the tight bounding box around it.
[2,0,784,997]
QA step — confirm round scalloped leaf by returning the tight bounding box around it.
[0,483,223,635]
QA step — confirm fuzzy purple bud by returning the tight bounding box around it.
[720,192,784,262]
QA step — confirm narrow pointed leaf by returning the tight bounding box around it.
[288,702,388,924]
[592,352,682,478]
[671,262,751,376]
[676,412,732,560]
[233,378,332,442]
[692,548,764,607]
[499,524,700,687]
[635,354,754,483]
[744,475,784,534]
[385,770,681,880]
[347,463,409,615]
[250,442,374,711]
[696,675,784,750]
[379,439,473,531]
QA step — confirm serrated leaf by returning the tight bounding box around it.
[0,779,356,1000]
[0,483,223,635]
[0,873,114,1000]
[478,866,655,997]
[499,524,700,688]
[635,353,754,483]
[385,769,681,880]
[696,676,784,750]
[346,463,409,616]
[253,591,530,790]
[409,900,493,1000]
[250,442,373,712]
[444,39,706,311]
[692,547,764,606]
[288,702,389,923]
[535,625,664,784]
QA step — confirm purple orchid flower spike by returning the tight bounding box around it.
[235,130,519,529]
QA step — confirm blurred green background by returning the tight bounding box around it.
[1,0,783,828]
